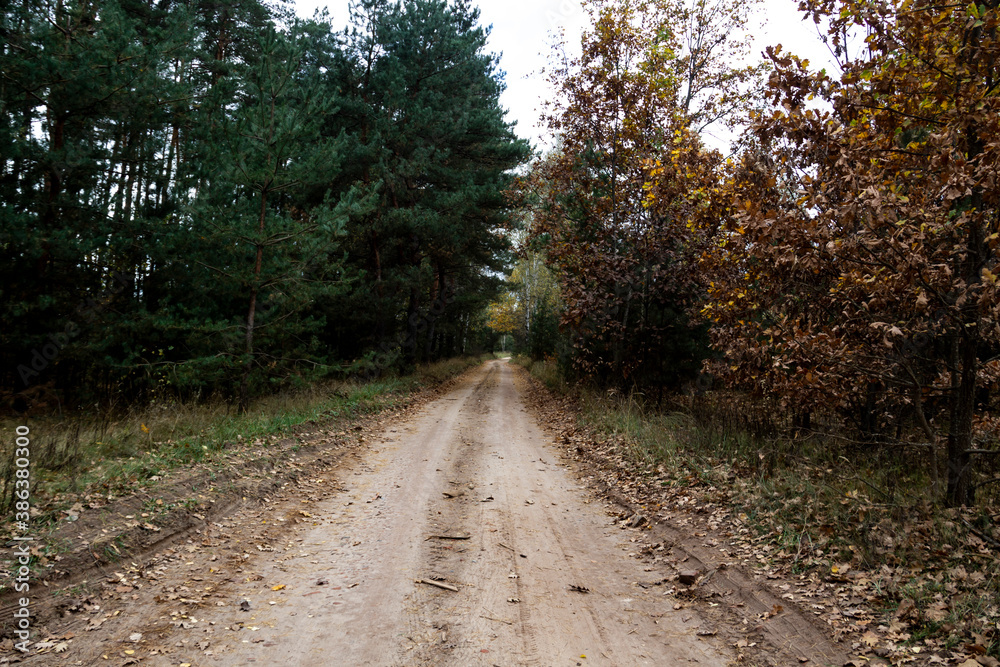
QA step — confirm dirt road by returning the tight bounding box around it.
[34,361,734,666]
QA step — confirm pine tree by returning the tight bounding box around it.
[328,0,531,368]
[187,24,348,411]
[0,0,200,404]
[0,0,530,412]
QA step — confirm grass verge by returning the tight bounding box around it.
[0,356,487,532]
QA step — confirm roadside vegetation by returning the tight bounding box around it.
[517,355,1000,662]
[0,357,485,532]
[0,0,527,416]
[491,0,1000,661]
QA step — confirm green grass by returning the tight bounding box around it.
[514,355,568,393]
[0,356,485,517]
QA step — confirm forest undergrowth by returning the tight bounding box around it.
[0,356,486,536]
[519,356,1000,665]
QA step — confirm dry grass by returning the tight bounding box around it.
[0,356,486,515]
[521,356,1000,659]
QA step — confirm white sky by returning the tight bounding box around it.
[292,0,838,153]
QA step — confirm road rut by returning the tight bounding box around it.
[187,360,730,666]
[29,361,734,667]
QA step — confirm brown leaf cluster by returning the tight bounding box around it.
[703,0,1000,506]
[525,0,762,387]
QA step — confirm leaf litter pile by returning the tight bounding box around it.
[518,368,1000,667]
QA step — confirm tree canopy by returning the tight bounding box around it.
[0,0,530,410]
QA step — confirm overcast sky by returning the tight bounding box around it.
[292,0,837,152]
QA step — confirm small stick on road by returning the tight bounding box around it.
[425,534,471,541]
[416,579,459,592]
[480,614,513,625]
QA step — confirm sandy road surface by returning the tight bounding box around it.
[197,360,731,666]
[39,361,733,666]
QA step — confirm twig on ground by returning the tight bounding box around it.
[416,579,458,592]
[480,614,512,625]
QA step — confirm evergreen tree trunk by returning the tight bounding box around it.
[240,192,268,413]
[405,286,420,368]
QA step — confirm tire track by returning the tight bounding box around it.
[36,361,734,667]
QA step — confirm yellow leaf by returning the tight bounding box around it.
[272,584,286,591]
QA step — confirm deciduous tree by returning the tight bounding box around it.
[528,0,760,389]
[704,0,1000,505]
